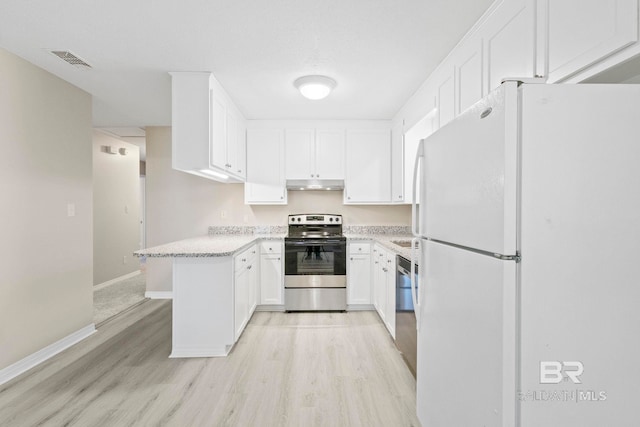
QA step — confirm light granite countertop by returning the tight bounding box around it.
[346,233,417,261]
[135,234,286,258]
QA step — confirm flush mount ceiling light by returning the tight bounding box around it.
[294,75,336,100]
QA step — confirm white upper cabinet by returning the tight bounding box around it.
[170,72,246,183]
[456,39,483,115]
[390,122,404,203]
[482,0,536,92]
[224,109,246,178]
[210,94,227,171]
[437,72,456,127]
[315,130,345,180]
[285,128,345,180]
[344,129,391,204]
[245,129,287,204]
[285,129,314,179]
[543,0,639,82]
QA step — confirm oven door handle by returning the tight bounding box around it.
[286,240,345,246]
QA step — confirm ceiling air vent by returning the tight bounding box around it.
[49,50,92,69]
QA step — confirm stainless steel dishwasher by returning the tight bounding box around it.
[396,254,418,377]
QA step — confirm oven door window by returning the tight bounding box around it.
[285,240,346,276]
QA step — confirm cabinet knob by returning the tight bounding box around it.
[280,196,284,199]
[350,257,354,261]
[310,174,314,178]
[347,196,351,200]
[277,257,281,261]
[317,174,320,178]
[242,258,246,262]
[247,265,252,270]
[387,259,391,263]
[358,247,362,251]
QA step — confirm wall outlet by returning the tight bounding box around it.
[124,205,129,214]
[67,203,75,217]
[220,210,227,219]
[123,255,127,264]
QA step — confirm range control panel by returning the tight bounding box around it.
[288,214,342,225]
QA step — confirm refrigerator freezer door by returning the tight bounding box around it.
[517,84,640,426]
[422,82,519,256]
[417,240,517,427]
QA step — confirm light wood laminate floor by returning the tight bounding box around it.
[0,301,420,426]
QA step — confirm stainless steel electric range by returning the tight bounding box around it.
[284,214,347,311]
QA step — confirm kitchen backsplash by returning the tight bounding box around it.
[208,226,287,236]
[343,225,411,235]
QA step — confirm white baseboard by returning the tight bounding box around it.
[145,291,173,299]
[0,324,96,386]
[169,346,230,358]
[94,270,141,291]
[255,304,285,312]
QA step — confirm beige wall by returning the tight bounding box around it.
[145,126,411,292]
[0,48,93,370]
[92,131,141,285]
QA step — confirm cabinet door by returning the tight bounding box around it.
[285,129,314,179]
[545,0,638,82]
[373,247,387,321]
[390,122,404,203]
[347,253,372,305]
[234,266,249,341]
[344,129,391,203]
[483,0,535,91]
[456,39,483,115]
[315,129,345,180]
[384,254,396,338]
[248,258,258,314]
[437,72,455,127]
[245,129,287,204]
[225,111,238,174]
[235,120,247,178]
[210,92,227,170]
[260,254,283,305]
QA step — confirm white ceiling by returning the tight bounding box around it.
[0,0,494,127]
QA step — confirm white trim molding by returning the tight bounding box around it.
[94,270,141,291]
[144,291,173,299]
[0,324,96,386]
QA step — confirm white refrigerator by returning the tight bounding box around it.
[410,81,640,427]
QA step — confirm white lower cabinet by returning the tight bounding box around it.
[234,244,258,341]
[372,243,396,338]
[259,241,283,305]
[347,242,372,305]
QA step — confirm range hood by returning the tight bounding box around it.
[286,179,344,191]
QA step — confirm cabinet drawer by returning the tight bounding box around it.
[235,245,257,271]
[260,241,282,255]
[349,242,371,255]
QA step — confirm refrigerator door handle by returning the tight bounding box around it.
[410,237,421,330]
[412,139,425,237]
